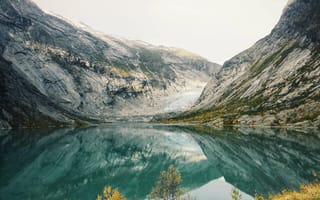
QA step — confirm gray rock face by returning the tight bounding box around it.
[167,0,320,128]
[0,0,221,128]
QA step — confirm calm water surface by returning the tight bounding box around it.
[1,123,320,200]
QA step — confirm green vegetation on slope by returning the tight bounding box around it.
[159,43,320,127]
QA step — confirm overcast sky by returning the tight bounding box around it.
[33,0,288,64]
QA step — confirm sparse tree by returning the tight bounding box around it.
[150,165,182,200]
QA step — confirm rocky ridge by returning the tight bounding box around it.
[160,0,320,128]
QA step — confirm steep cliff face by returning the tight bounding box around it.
[0,0,220,128]
[162,0,320,128]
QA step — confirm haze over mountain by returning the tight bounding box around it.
[0,0,220,129]
[161,0,320,128]
[32,0,288,64]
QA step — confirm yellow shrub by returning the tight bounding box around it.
[254,183,320,200]
[96,185,126,200]
[270,183,320,200]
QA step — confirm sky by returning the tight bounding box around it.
[32,0,288,64]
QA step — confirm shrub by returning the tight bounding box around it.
[96,185,126,200]
[253,183,320,200]
[231,187,242,200]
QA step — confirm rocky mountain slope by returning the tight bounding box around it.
[0,0,221,129]
[161,0,320,128]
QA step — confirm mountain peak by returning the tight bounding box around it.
[275,0,320,43]
[0,0,43,16]
[283,0,296,11]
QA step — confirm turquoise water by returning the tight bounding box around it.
[1,123,319,200]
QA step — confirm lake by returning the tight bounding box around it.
[1,123,320,200]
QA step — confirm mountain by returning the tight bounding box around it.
[0,0,221,129]
[160,0,320,128]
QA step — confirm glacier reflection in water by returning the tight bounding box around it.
[1,123,320,200]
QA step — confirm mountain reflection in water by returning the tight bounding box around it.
[1,124,319,200]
